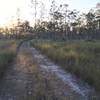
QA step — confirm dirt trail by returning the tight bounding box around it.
[0,42,99,100]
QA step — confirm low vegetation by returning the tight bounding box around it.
[31,39,100,91]
[18,45,67,100]
[0,40,21,77]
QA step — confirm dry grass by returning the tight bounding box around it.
[31,40,100,91]
[0,40,21,77]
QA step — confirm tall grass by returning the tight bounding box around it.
[31,40,100,91]
[0,40,20,77]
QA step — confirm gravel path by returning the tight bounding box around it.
[0,41,99,100]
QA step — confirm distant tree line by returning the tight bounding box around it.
[0,0,100,40]
[32,1,100,40]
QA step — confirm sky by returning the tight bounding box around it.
[63,0,100,11]
[0,0,99,27]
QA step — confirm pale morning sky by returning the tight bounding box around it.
[0,0,99,27]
